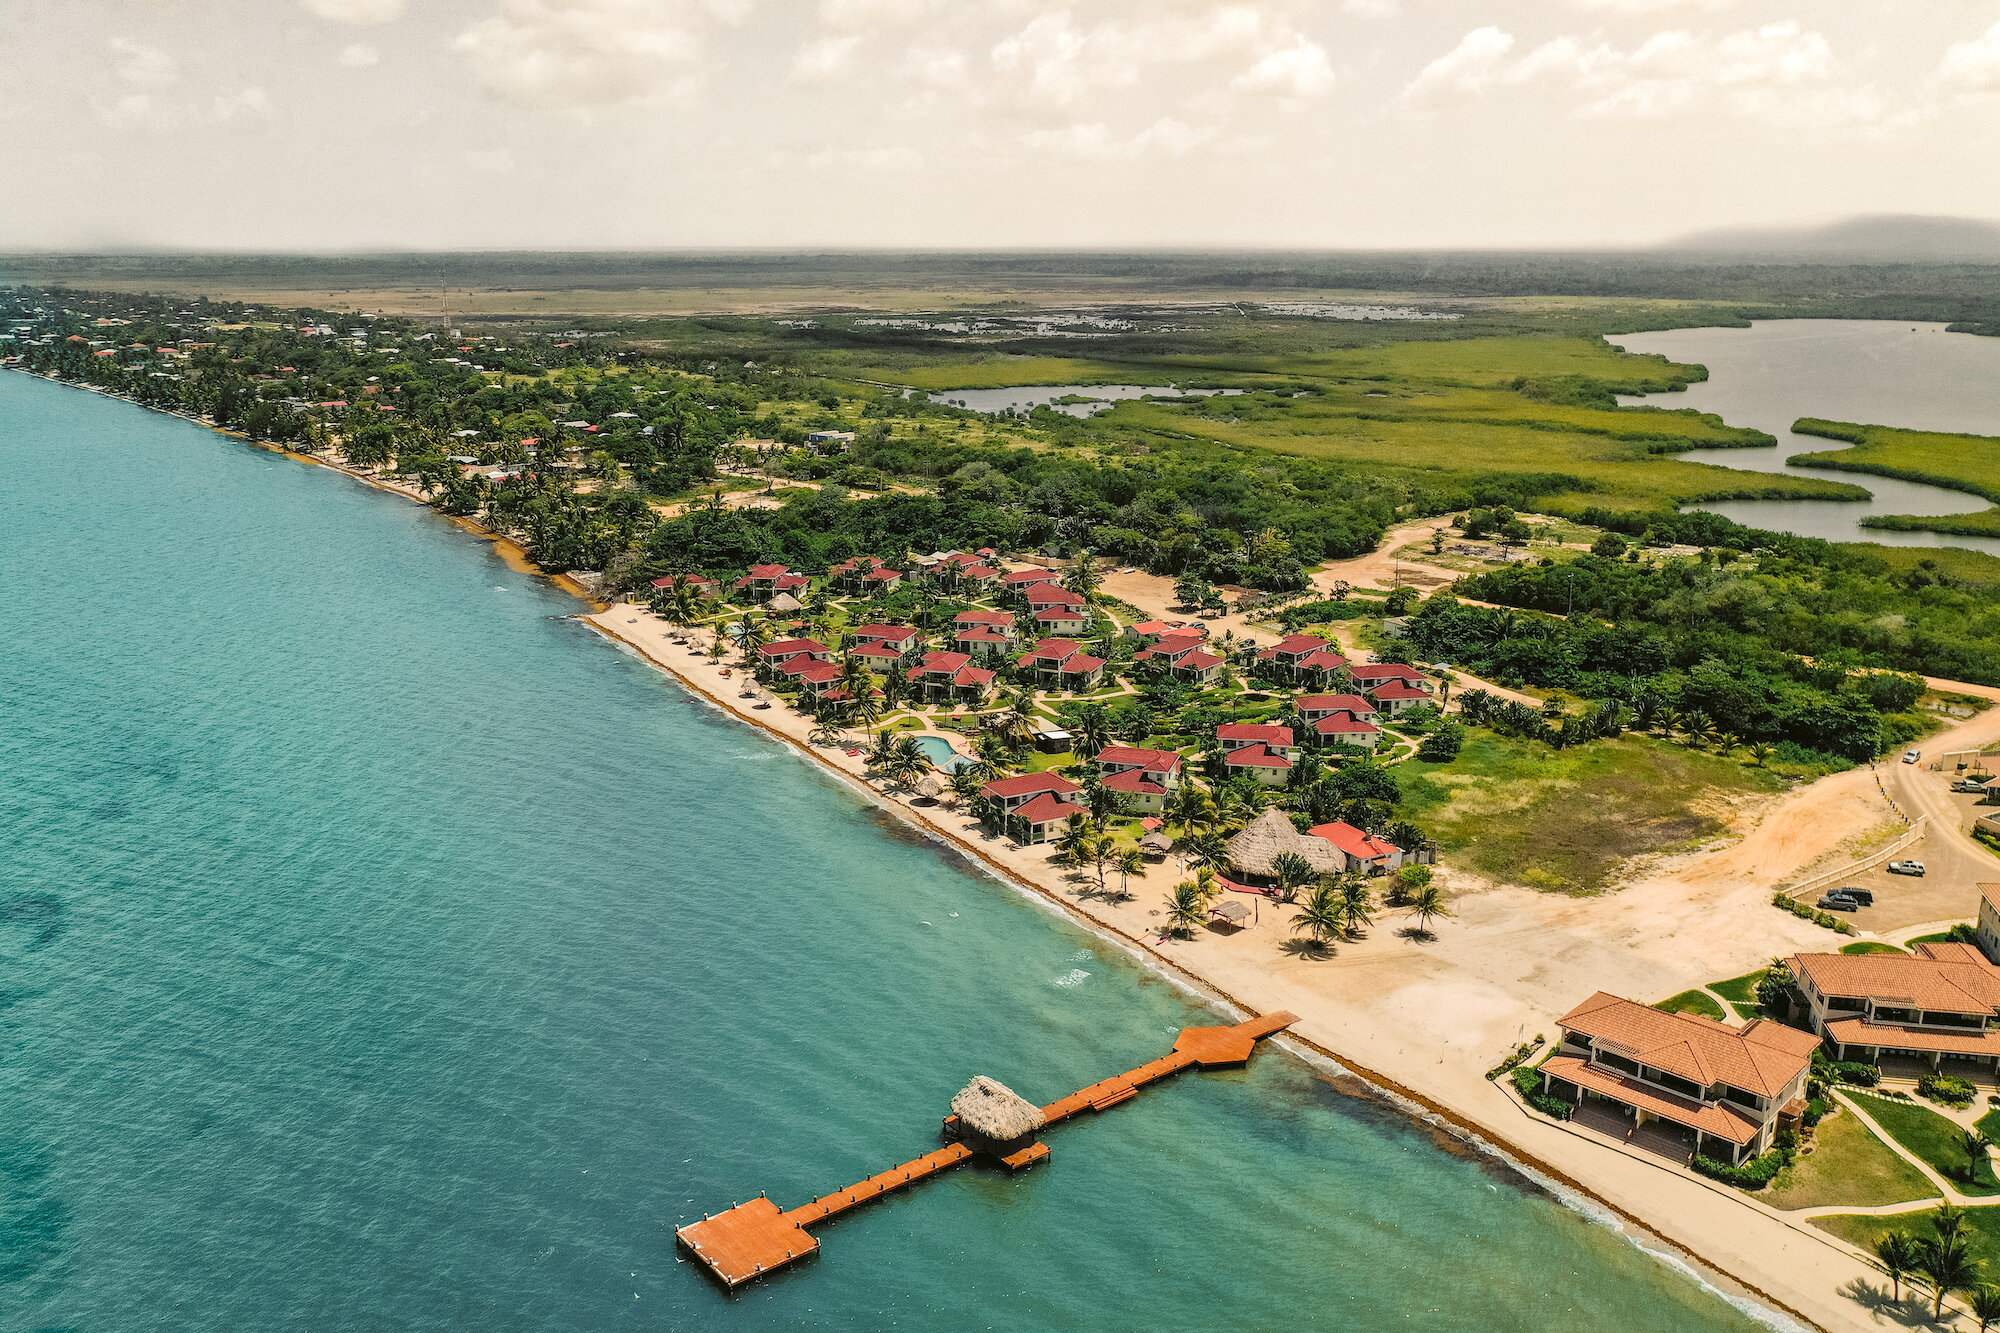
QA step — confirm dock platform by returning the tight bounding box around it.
[677,1010,1297,1288]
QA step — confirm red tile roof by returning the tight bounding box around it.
[1556,992,1819,1099]
[1295,649,1349,672]
[747,563,790,579]
[1266,634,1331,656]
[1314,716,1382,736]
[849,623,916,643]
[758,638,828,659]
[1223,744,1292,769]
[849,641,906,659]
[915,650,972,676]
[1349,664,1428,684]
[1096,746,1181,773]
[1015,792,1083,827]
[1791,949,2000,1013]
[983,771,1082,800]
[1218,724,1292,746]
[1101,770,1167,796]
[952,665,996,688]
[1002,567,1061,585]
[1308,821,1397,861]
[795,662,843,684]
[1297,693,1375,715]
[1023,583,1085,607]
[956,627,1014,643]
[1037,607,1090,623]
[1059,654,1106,675]
[1369,680,1430,700]
[1178,650,1224,672]
[956,610,1015,627]
[1020,638,1083,663]
[1825,1016,2000,1057]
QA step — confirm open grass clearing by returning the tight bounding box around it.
[1848,1092,2000,1195]
[1655,990,1726,1020]
[1394,732,1786,894]
[1841,941,1909,955]
[1815,1207,2000,1273]
[1762,1105,1936,1211]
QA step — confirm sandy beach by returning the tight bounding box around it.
[579,593,2000,1333]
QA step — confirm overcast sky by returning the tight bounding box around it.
[4,0,2000,251]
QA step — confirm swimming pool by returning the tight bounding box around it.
[913,734,972,772]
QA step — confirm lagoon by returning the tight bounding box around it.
[1607,321,2000,555]
[0,370,1770,1332]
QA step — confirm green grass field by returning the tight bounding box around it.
[1394,732,1787,894]
[1656,990,1726,1020]
[1762,1106,1935,1210]
[1814,1207,2000,1283]
[1841,941,1909,955]
[1848,1092,2000,1195]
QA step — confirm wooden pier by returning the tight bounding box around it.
[677,1011,1297,1288]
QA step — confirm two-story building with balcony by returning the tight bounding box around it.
[1789,940,2000,1074]
[1537,992,1818,1164]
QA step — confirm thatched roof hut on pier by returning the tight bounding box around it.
[948,1076,1046,1152]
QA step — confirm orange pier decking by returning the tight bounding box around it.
[677,1011,1298,1288]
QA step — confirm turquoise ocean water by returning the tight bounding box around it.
[0,371,1771,1331]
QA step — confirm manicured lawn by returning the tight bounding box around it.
[1848,1093,2000,1195]
[1816,1207,2000,1272]
[1710,971,1768,1005]
[1394,732,1787,894]
[1908,929,1972,946]
[1840,941,1908,955]
[1762,1105,1935,1211]
[1979,1108,2000,1143]
[1655,990,1726,1020]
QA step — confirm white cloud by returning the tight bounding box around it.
[1569,0,1736,11]
[299,0,406,24]
[111,37,177,87]
[1233,36,1335,99]
[1340,0,1398,16]
[792,35,860,81]
[1407,20,1883,128]
[337,43,381,68]
[1023,115,1217,159]
[819,0,929,30]
[211,87,274,121]
[1401,26,1515,105]
[453,0,705,111]
[1939,20,2000,95]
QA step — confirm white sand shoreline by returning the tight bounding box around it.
[24,363,2000,1330]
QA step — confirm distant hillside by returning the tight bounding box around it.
[1664,215,2000,261]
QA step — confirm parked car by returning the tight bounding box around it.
[1955,780,1993,793]
[1887,861,1925,877]
[1904,749,1922,764]
[1839,888,1876,905]
[1818,893,1861,911]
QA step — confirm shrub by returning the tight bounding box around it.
[1919,1072,1978,1108]
[1512,1066,1575,1120]
[1692,1146,1791,1189]
[1803,1098,1831,1127]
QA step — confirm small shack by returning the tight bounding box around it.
[1209,899,1251,929]
[1139,831,1174,859]
[947,1076,1046,1155]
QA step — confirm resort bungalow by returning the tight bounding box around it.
[1537,993,1817,1165]
[1296,692,1383,749]
[757,637,832,675]
[1035,606,1093,637]
[846,623,922,656]
[1021,583,1086,615]
[1017,638,1107,691]
[954,611,1017,660]
[1222,743,1293,786]
[1001,567,1063,593]
[793,660,846,702]
[1217,723,1294,755]
[1257,635,1348,684]
[649,572,719,598]
[828,556,896,593]
[736,563,810,602]
[1349,664,1434,713]
[1135,633,1224,684]
[1125,620,1203,646]
[847,640,909,670]
[912,650,996,705]
[1094,746,1183,813]
[981,771,1085,845]
[1789,941,2000,1073]
[1307,821,1402,873]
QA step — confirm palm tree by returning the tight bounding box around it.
[1165,879,1208,938]
[1334,872,1375,938]
[880,735,932,791]
[1876,1232,1920,1304]
[1068,704,1111,759]
[1113,848,1146,901]
[1165,785,1217,842]
[949,767,987,806]
[1405,883,1453,936]
[1967,1130,1994,1186]
[1270,851,1315,903]
[1087,831,1118,894]
[1921,1207,1983,1319]
[735,612,771,665]
[1064,550,1101,600]
[1747,740,1775,767]
[1055,813,1095,867]
[1970,1284,2000,1331]
[837,652,872,702]
[1189,865,1221,905]
[1292,880,1341,952]
[808,714,847,748]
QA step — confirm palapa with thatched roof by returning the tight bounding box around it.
[1226,808,1342,881]
[949,1076,1046,1148]
[1138,831,1174,858]
[766,590,805,613]
[913,772,945,800]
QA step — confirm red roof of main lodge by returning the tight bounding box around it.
[984,771,1082,800]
